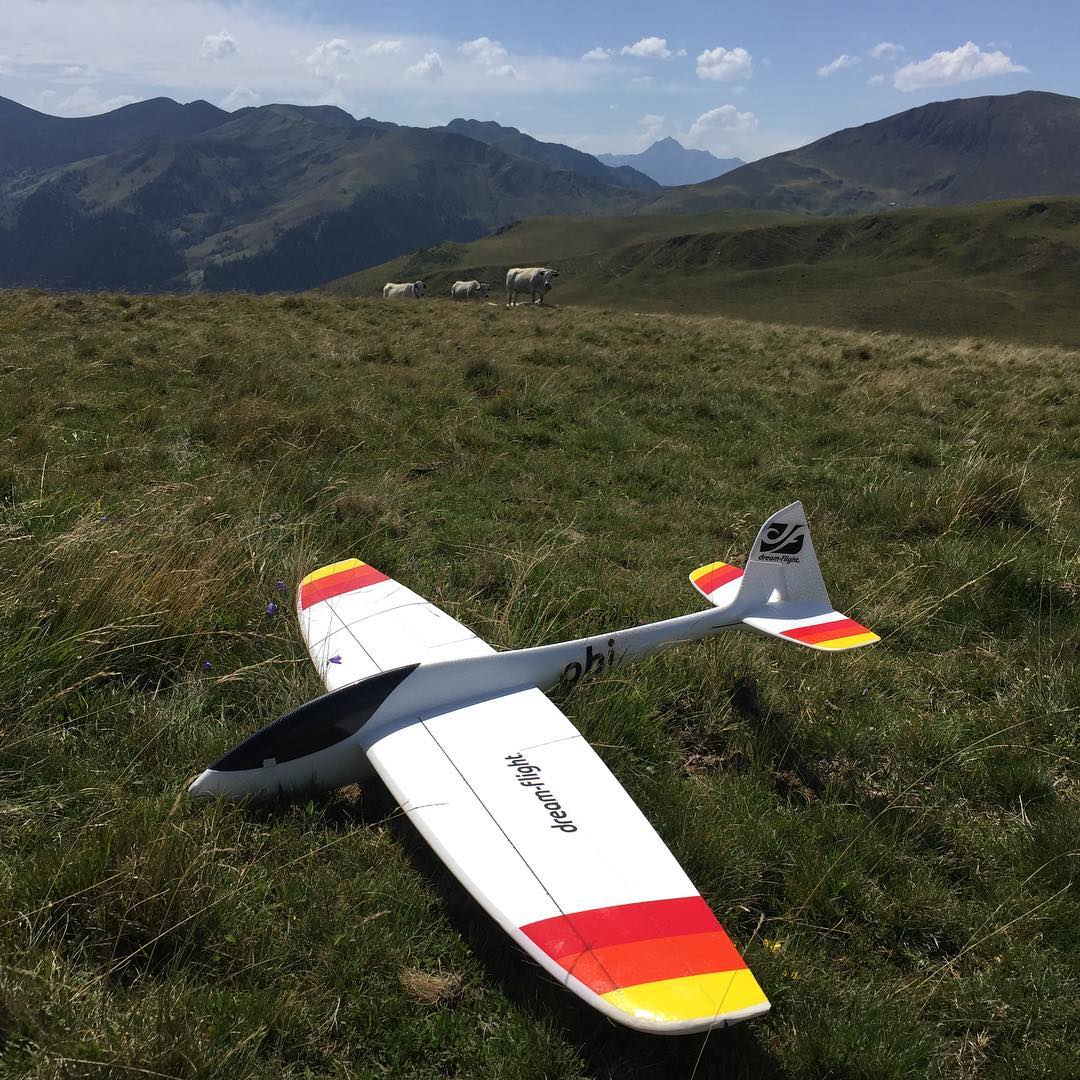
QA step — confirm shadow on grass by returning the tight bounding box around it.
[240,775,784,1076]
[372,777,785,1080]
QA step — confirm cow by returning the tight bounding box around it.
[450,280,491,301]
[506,267,559,307]
[383,281,426,299]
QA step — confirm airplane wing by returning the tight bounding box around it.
[297,559,494,689]
[365,686,769,1034]
[296,559,769,1033]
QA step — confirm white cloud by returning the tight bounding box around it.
[37,84,137,116]
[0,0,602,118]
[687,104,758,141]
[869,42,904,60]
[817,53,859,77]
[406,50,444,80]
[200,30,236,62]
[462,36,507,66]
[867,74,885,86]
[221,84,258,110]
[631,75,654,84]
[362,40,402,56]
[621,36,671,60]
[306,38,355,78]
[894,41,1027,91]
[696,46,752,81]
[632,113,666,149]
[461,37,518,78]
[582,46,611,62]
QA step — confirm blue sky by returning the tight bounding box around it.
[0,0,1073,160]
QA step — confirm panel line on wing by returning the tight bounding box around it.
[417,717,561,909]
[416,714,627,998]
[331,599,432,630]
[326,595,381,673]
[519,733,586,755]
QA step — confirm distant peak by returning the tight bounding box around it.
[653,136,684,149]
[445,117,522,138]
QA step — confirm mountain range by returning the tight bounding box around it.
[2,90,1080,293]
[0,99,649,292]
[440,119,657,191]
[597,138,744,186]
[652,91,1080,215]
[0,94,230,177]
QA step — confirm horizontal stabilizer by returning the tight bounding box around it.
[689,560,743,607]
[690,502,879,652]
[743,608,879,651]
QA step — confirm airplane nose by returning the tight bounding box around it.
[187,770,217,798]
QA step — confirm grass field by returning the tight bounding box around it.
[1,290,1078,1078]
[325,198,1080,349]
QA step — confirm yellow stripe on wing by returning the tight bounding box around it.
[300,559,366,587]
[815,632,880,650]
[601,968,769,1025]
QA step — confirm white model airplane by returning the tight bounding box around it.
[190,502,877,1034]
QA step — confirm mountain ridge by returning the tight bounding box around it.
[648,90,1080,214]
[598,138,744,186]
[441,117,658,191]
[4,90,1080,292]
[0,96,231,177]
[0,100,648,292]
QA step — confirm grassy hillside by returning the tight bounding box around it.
[1,291,1077,1078]
[327,198,1080,348]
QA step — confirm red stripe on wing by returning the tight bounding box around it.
[299,564,389,609]
[521,896,722,960]
[560,929,747,994]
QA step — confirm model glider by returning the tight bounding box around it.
[190,502,878,1034]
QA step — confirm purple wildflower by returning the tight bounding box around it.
[201,660,213,671]
[266,602,278,616]
[275,580,286,591]
[329,655,342,665]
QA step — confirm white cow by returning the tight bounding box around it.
[450,280,490,301]
[506,267,559,306]
[383,281,426,299]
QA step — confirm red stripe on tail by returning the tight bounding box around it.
[696,564,743,595]
[782,617,869,644]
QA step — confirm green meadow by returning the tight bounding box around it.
[327,197,1080,349]
[1,290,1077,1078]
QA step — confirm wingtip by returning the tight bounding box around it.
[599,967,771,1034]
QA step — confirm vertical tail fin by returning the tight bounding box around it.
[690,502,879,652]
[739,501,830,609]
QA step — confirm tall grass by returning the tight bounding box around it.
[1,290,1077,1078]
